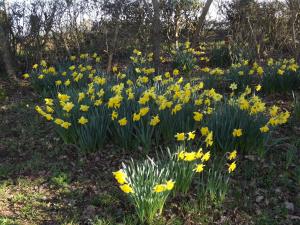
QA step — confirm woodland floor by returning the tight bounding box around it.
[0,82,300,225]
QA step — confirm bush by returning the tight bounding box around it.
[209,44,232,68]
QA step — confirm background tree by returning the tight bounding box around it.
[0,0,16,82]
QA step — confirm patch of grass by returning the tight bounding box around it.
[0,217,19,225]
[292,93,300,123]
[0,86,7,101]
[255,213,278,225]
[50,172,71,188]
[91,192,120,207]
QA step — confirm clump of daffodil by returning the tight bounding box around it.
[31,52,290,155]
[205,86,290,156]
[115,158,174,224]
[113,170,134,193]
[167,130,213,194]
[227,149,238,173]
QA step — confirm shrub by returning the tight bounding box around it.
[209,43,232,68]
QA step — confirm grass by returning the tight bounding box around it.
[0,85,299,224]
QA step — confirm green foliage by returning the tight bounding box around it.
[197,158,230,208]
[209,43,232,68]
[0,86,6,102]
[205,103,269,156]
[171,42,198,77]
[165,146,195,194]
[0,217,19,225]
[51,172,71,188]
[226,63,257,91]
[292,93,300,124]
[262,63,300,94]
[121,158,174,224]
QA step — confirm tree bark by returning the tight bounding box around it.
[174,4,180,49]
[152,0,161,73]
[192,0,213,47]
[106,22,120,73]
[0,1,17,83]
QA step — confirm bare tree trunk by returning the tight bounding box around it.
[192,0,213,47]
[152,0,161,73]
[106,22,120,73]
[292,13,299,60]
[0,1,17,83]
[174,4,180,49]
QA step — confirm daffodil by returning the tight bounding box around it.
[205,131,213,147]
[228,150,237,160]
[200,127,209,136]
[256,84,262,91]
[228,161,237,173]
[187,131,196,140]
[178,150,185,160]
[44,114,53,121]
[58,94,70,102]
[184,152,196,161]
[229,83,237,90]
[62,102,74,112]
[257,66,264,76]
[111,111,118,120]
[54,118,64,125]
[45,98,54,106]
[139,107,149,116]
[64,79,71,86]
[55,80,62,86]
[120,184,134,193]
[193,112,203,121]
[80,105,89,112]
[153,184,166,193]
[196,149,203,159]
[260,125,269,133]
[173,69,179,76]
[193,163,205,173]
[113,170,127,184]
[201,151,210,162]
[61,121,71,129]
[118,117,127,126]
[232,128,243,137]
[46,106,54,113]
[23,73,30,79]
[165,180,175,190]
[150,115,160,126]
[78,116,88,125]
[175,132,185,141]
[78,92,85,102]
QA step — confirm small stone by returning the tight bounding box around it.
[83,205,97,217]
[288,215,300,220]
[284,201,294,212]
[256,195,264,203]
[255,208,262,215]
[275,188,281,194]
